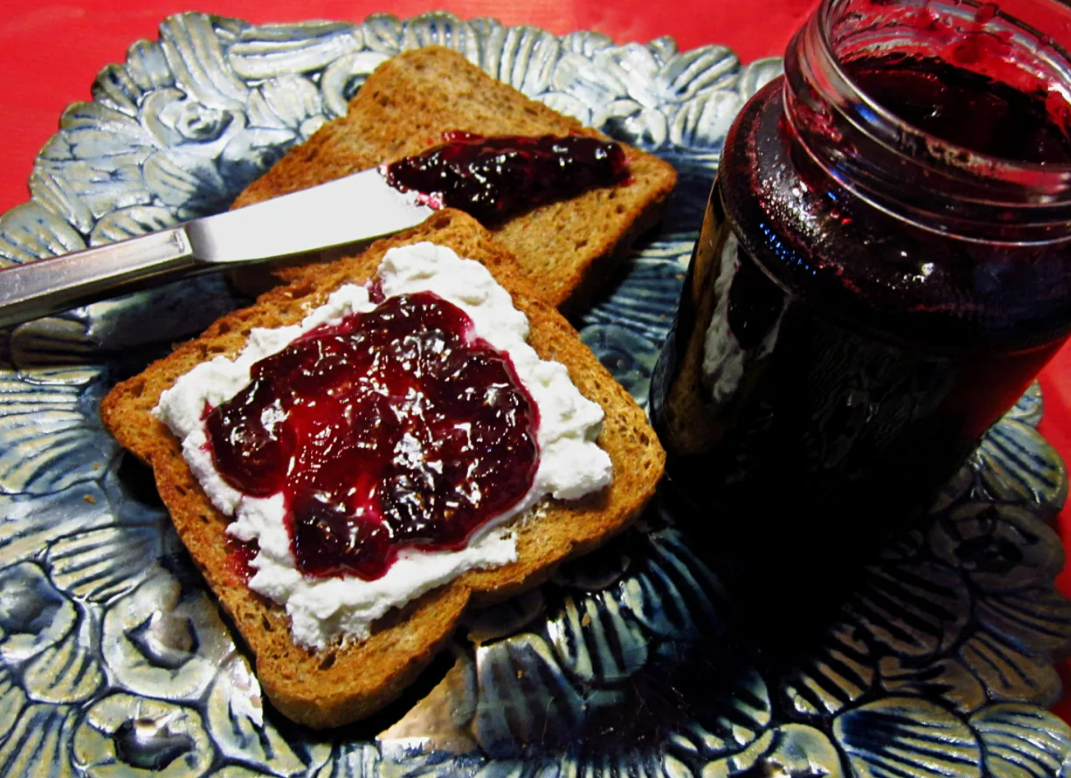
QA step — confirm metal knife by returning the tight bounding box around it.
[0,167,436,329]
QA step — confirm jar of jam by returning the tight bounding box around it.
[651,0,1071,543]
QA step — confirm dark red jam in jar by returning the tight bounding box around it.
[384,132,629,222]
[205,291,540,581]
[650,0,1071,541]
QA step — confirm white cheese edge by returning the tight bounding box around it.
[153,242,612,649]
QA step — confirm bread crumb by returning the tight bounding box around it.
[83,495,96,504]
[581,612,592,627]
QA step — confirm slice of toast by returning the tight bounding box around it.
[231,45,677,312]
[100,209,665,729]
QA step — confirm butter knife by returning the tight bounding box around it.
[0,168,435,329]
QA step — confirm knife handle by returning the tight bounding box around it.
[0,226,198,329]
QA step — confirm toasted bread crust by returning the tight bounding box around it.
[101,210,664,728]
[231,46,677,312]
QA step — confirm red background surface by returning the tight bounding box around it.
[2,0,1071,719]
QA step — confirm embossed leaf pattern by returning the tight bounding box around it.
[974,420,1068,514]
[0,477,175,609]
[559,29,615,58]
[571,750,681,778]
[1008,382,1044,428]
[314,743,379,778]
[0,562,79,665]
[205,655,329,776]
[834,697,983,778]
[102,571,234,701]
[959,630,1062,708]
[46,523,169,603]
[781,621,874,718]
[61,100,156,160]
[847,559,971,658]
[538,91,593,125]
[400,13,483,62]
[226,21,363,80]
[580,258,686,343]
[616,527,730,640]
[670,90,744,149]
[214,768,278,778]
[937,389,1064,512]
[248,74,323,132]
[473,634,586,757]
[660,45,740,102]
[546,589,649,683]
[681,663,772,758]
[359,14,404,55]
[480,24,562,94]
[745,724,846,778]
[0,373,115,495]
[929,503,1064,594]
[464,589,546,644]
[36,156,154,220]
[123,39,177,95]
[160,14,250,108]
[88,205,178,246]
[976,587,1071,657]
[320,51,390,118]
[0,202,86,267]
[92,62,149,116]
[878,656,987,714]
[971,704,1071,778]
[0,664,27,744]
[73,693,215,776]
[10,320,101,382]
[144,148,233,218]
[22,607,104,704]
[735,57,784,100]
[29,168,96,236]
[0,10,1069,778]
[0,704,79,778]
[580,325,660,406]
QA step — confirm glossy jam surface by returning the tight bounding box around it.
[384,132,629,222]
[206,291,540,580]
[845,55,1071,164]
[652,54,1071,543]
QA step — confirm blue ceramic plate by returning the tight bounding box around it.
[0,13,1069,777]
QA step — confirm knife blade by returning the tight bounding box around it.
[0,167,436,329]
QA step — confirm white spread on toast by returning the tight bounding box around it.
[154,243,612,649]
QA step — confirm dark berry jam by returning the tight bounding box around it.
[651,49,1071,548]
[845,55,1071,164]
[206,291,540,581]
[384,132,629,223]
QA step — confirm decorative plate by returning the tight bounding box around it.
[1,12,1070,778]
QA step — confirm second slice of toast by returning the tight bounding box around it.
[232,46,677,312]
[101,209,665,728]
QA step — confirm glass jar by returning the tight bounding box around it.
[650,0,1071,540]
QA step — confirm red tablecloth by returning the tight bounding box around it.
[2,0,1070,719]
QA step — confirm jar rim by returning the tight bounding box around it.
[813,0,1071,185]
[781,0,1071,237]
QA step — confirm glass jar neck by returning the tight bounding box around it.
[782,0,1071,243]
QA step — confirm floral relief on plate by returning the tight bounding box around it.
[0,11,1068,778]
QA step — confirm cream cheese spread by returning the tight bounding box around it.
[154,242,612,649]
